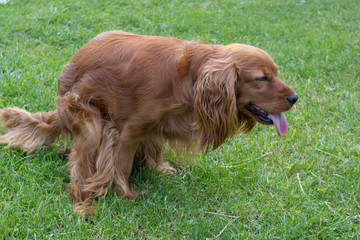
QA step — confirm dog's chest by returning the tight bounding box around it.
[155,112,193,141]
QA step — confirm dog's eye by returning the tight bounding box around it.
[255,76,269,81]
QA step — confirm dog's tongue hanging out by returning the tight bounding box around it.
[270,113,288,137]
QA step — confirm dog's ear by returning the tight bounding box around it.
[193,58,239,152]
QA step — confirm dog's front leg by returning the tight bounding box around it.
[136,140,177,175]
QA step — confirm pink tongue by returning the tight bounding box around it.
[269,113,288,137]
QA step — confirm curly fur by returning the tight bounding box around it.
[0,31,297,216]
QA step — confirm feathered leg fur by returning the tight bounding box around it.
[0,94,176,217]
[58,93,142,216]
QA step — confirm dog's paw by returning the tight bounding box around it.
[74,199,96,218]
[155,161,177,175]
[57,148,71,160]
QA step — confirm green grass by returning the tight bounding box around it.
[1,0,359,238]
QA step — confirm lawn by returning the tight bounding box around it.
[0,0,359,238]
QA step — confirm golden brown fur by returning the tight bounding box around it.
[0,31,297,216]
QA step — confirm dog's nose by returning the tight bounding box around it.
[286,94,298,106]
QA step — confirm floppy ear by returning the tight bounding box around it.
[193,58,239,152]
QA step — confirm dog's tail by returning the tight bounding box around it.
[0,107,62,153]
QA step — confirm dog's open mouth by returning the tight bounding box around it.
[245,104,288,137]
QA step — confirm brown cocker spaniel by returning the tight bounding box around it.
[0,31,297,216]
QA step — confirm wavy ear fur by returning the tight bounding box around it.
[193,57,240,152]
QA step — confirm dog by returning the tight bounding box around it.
[0,31,297,216]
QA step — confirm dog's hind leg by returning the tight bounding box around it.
[58,94,148,215]
[82,123,139,201]
[68,136,98,217]
[66,118,101,217]
[77,121,144,215]
[58,93,103,217]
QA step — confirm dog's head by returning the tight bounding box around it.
[194,43,297,150]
